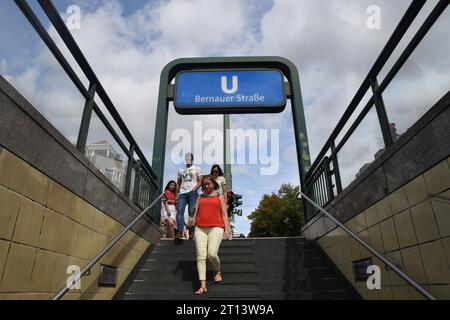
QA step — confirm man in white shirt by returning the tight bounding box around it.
[176,153,203,239]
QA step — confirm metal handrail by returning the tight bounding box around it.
[299,191,437,300]
[52,193,164,300]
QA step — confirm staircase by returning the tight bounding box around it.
[115,237,360,300]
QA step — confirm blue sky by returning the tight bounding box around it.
[1,0,449,236]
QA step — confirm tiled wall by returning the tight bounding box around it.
[317,157,450,300]
[0,148,151,300]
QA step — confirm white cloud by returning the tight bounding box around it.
[1,0,449,235]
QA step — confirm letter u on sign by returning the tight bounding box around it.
[221,76,238,94]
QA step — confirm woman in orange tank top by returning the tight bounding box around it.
[192,175,230,295]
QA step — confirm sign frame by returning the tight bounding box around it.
[173,68,287,115]
[151,57,312,218]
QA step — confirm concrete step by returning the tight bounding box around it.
[133,267,336,282]
[125,278,343,295]
[115,237,358,300]
[121,291,351,300]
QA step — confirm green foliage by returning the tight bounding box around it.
[248,184,304,238]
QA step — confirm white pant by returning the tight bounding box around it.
[195,226,224,281]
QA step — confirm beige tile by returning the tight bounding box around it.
[102,216,122,239]
[61,293,82,300]
[51,255,86,295]
[367,224,385,254]
[0,243,36,292]
[29,249,58,292]
[424,160,450,195]
[357,230,372,258]
[80,202,96,228]
[75,225,92,260]
[375,198,392,222]
[0,186,21,240]
[81,262,100,294]
[47,182,78,220]
[443,238,450,267]
[364,205,379,228]
[405,175,428,207]
[401,246,427,284]
[356,287,369,300]
[0,149,30,194]
[89,232,110,264]
[385,251,406,286]
[391,286,410,300]
[430,191,450,238]
[420,240,450,284]
[124,249,143,271]
[429,285,450,300]
[349,239,363,261]
[394,210,418,248]
[411,201,440,243]
[108,242,127,269]
[51,254,70,292]
[133,238,150,254]
[120,230,137,248]
[23,167,50,206]
[92,210,108,236]
[408,286,428,300]
[366,288,380,300]
[58,216,79,256]
[389,187,409,215]
[344,219,356,234]
[0,240,10,280]
[116,268,130,289]
[372,256,391,287]
[337,238,351,265]
[38,209,62,252]
[12,198,45,247]
[0,293,52,300]
[380,218,399,252]
[67,256,86,294]
[378,286,393,300]
[354,213,368,233]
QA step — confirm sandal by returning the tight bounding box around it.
[214,272,223,284]
[195,287,208,295]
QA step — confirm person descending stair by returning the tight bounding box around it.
[193,175,230,295]
[175,153,203,240]
[161,181,177,239]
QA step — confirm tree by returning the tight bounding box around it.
[248,184,305,238]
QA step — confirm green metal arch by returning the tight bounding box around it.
[152,56,311,211]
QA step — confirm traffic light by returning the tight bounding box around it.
[234,194,243,207]
[226,192,243,217]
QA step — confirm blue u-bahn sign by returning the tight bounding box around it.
[174,69,287,114]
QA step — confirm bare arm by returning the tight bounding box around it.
[220,196,230,239]
[176,178,181,197]
[163,199,171,216]
[193,174,203,192]
[192,196,200,225]
[222,182,228,202]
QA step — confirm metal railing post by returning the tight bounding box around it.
[370,77,394,148]
[77,83,96,152]
[330,141,343,194]
[124,144,136,197]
